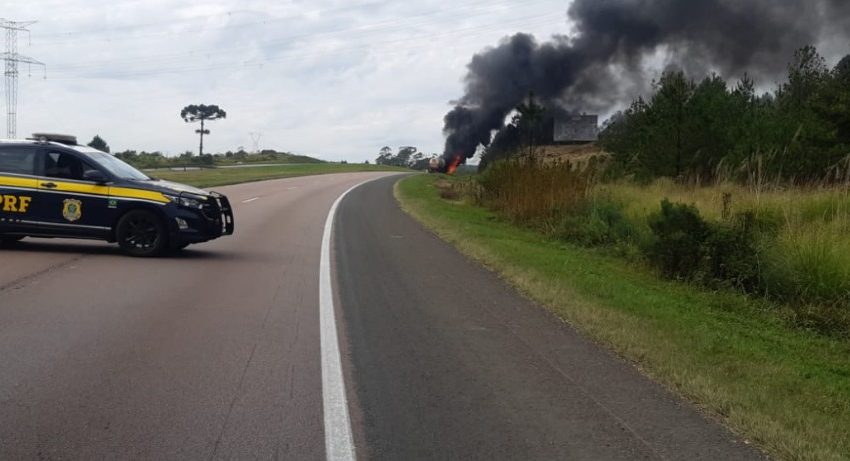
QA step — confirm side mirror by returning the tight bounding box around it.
[83,170,109,184]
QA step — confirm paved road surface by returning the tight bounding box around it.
[0,173,766,460]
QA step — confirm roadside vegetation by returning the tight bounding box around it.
[397,173,850,461]
[150,163,406,188]
[470,159,850,337]
[396,45,850,460]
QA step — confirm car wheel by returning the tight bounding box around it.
[116,210,168,257]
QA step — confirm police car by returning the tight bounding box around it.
[0,133,234,256]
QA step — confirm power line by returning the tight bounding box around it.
[1,19,46,139]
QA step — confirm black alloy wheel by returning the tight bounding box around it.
[116,210,167,257]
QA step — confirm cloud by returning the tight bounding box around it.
[7,0,570,162]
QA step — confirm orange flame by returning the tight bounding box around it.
[446,154,463,175]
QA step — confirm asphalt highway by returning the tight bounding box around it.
[0,172,766,460]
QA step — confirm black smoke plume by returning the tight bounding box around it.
[442,0,850,163]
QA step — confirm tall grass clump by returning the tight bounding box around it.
[763,225,850,300]
[477,157,595,231]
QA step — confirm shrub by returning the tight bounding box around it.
[558,199,638,247]
[646,199,710,279]
[478,157,594,227]
[703,212,762,292]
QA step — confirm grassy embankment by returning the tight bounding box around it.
[149,163,407,188]
[599,180,850,320]
[396,173,850,461]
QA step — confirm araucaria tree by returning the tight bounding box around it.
[180,104,227,156]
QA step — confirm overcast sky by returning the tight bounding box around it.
[3,0,570,161]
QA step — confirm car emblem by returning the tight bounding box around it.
[62,199,82,222]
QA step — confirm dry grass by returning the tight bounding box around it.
[539,142,607,159]
[477,157,596,225]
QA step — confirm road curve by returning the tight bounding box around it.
[0,172,397,460]
[334,176,766,461]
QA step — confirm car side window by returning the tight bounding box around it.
[44,151,99,181]
[0,147,36,175]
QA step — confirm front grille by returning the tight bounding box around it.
[175,192,234,236]
[211,192,235,235]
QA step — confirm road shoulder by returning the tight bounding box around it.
[335,175,765,460]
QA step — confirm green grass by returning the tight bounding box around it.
[597,180,850,311]
[396,174,850,461]
[149,163,408,188]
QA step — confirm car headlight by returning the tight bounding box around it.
[167,193,206,210]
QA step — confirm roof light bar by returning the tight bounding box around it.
[29,133,78,145]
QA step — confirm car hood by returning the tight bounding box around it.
[130,179,211,197]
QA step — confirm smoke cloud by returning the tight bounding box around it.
[442,0,850,162]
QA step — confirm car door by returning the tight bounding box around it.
[0,145,41,234]
[35,148,114,237]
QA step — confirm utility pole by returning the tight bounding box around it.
[1,19,45,139]
[249,132,262,153]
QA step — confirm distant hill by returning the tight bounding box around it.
[219,150,325,165]
[115,148,326,169]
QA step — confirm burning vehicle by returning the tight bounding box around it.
[427,157,444,173]
[428,154,464,174]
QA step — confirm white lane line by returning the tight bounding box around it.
[320,179,377,461]
[286,187,298,190]
[241,197,260,203]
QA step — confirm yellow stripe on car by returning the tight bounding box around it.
[50,180,110,197]
[0,175,38,189]
[109,186,170,204]
[0,175,170,204]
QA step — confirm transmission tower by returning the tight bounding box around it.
[1,19,45,139]
[249,132,262,153]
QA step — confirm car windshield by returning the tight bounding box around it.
[84,150,150,181]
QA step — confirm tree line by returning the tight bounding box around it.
[85,135,322,169]
[600,46,850,183]
[375,146,433,170]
